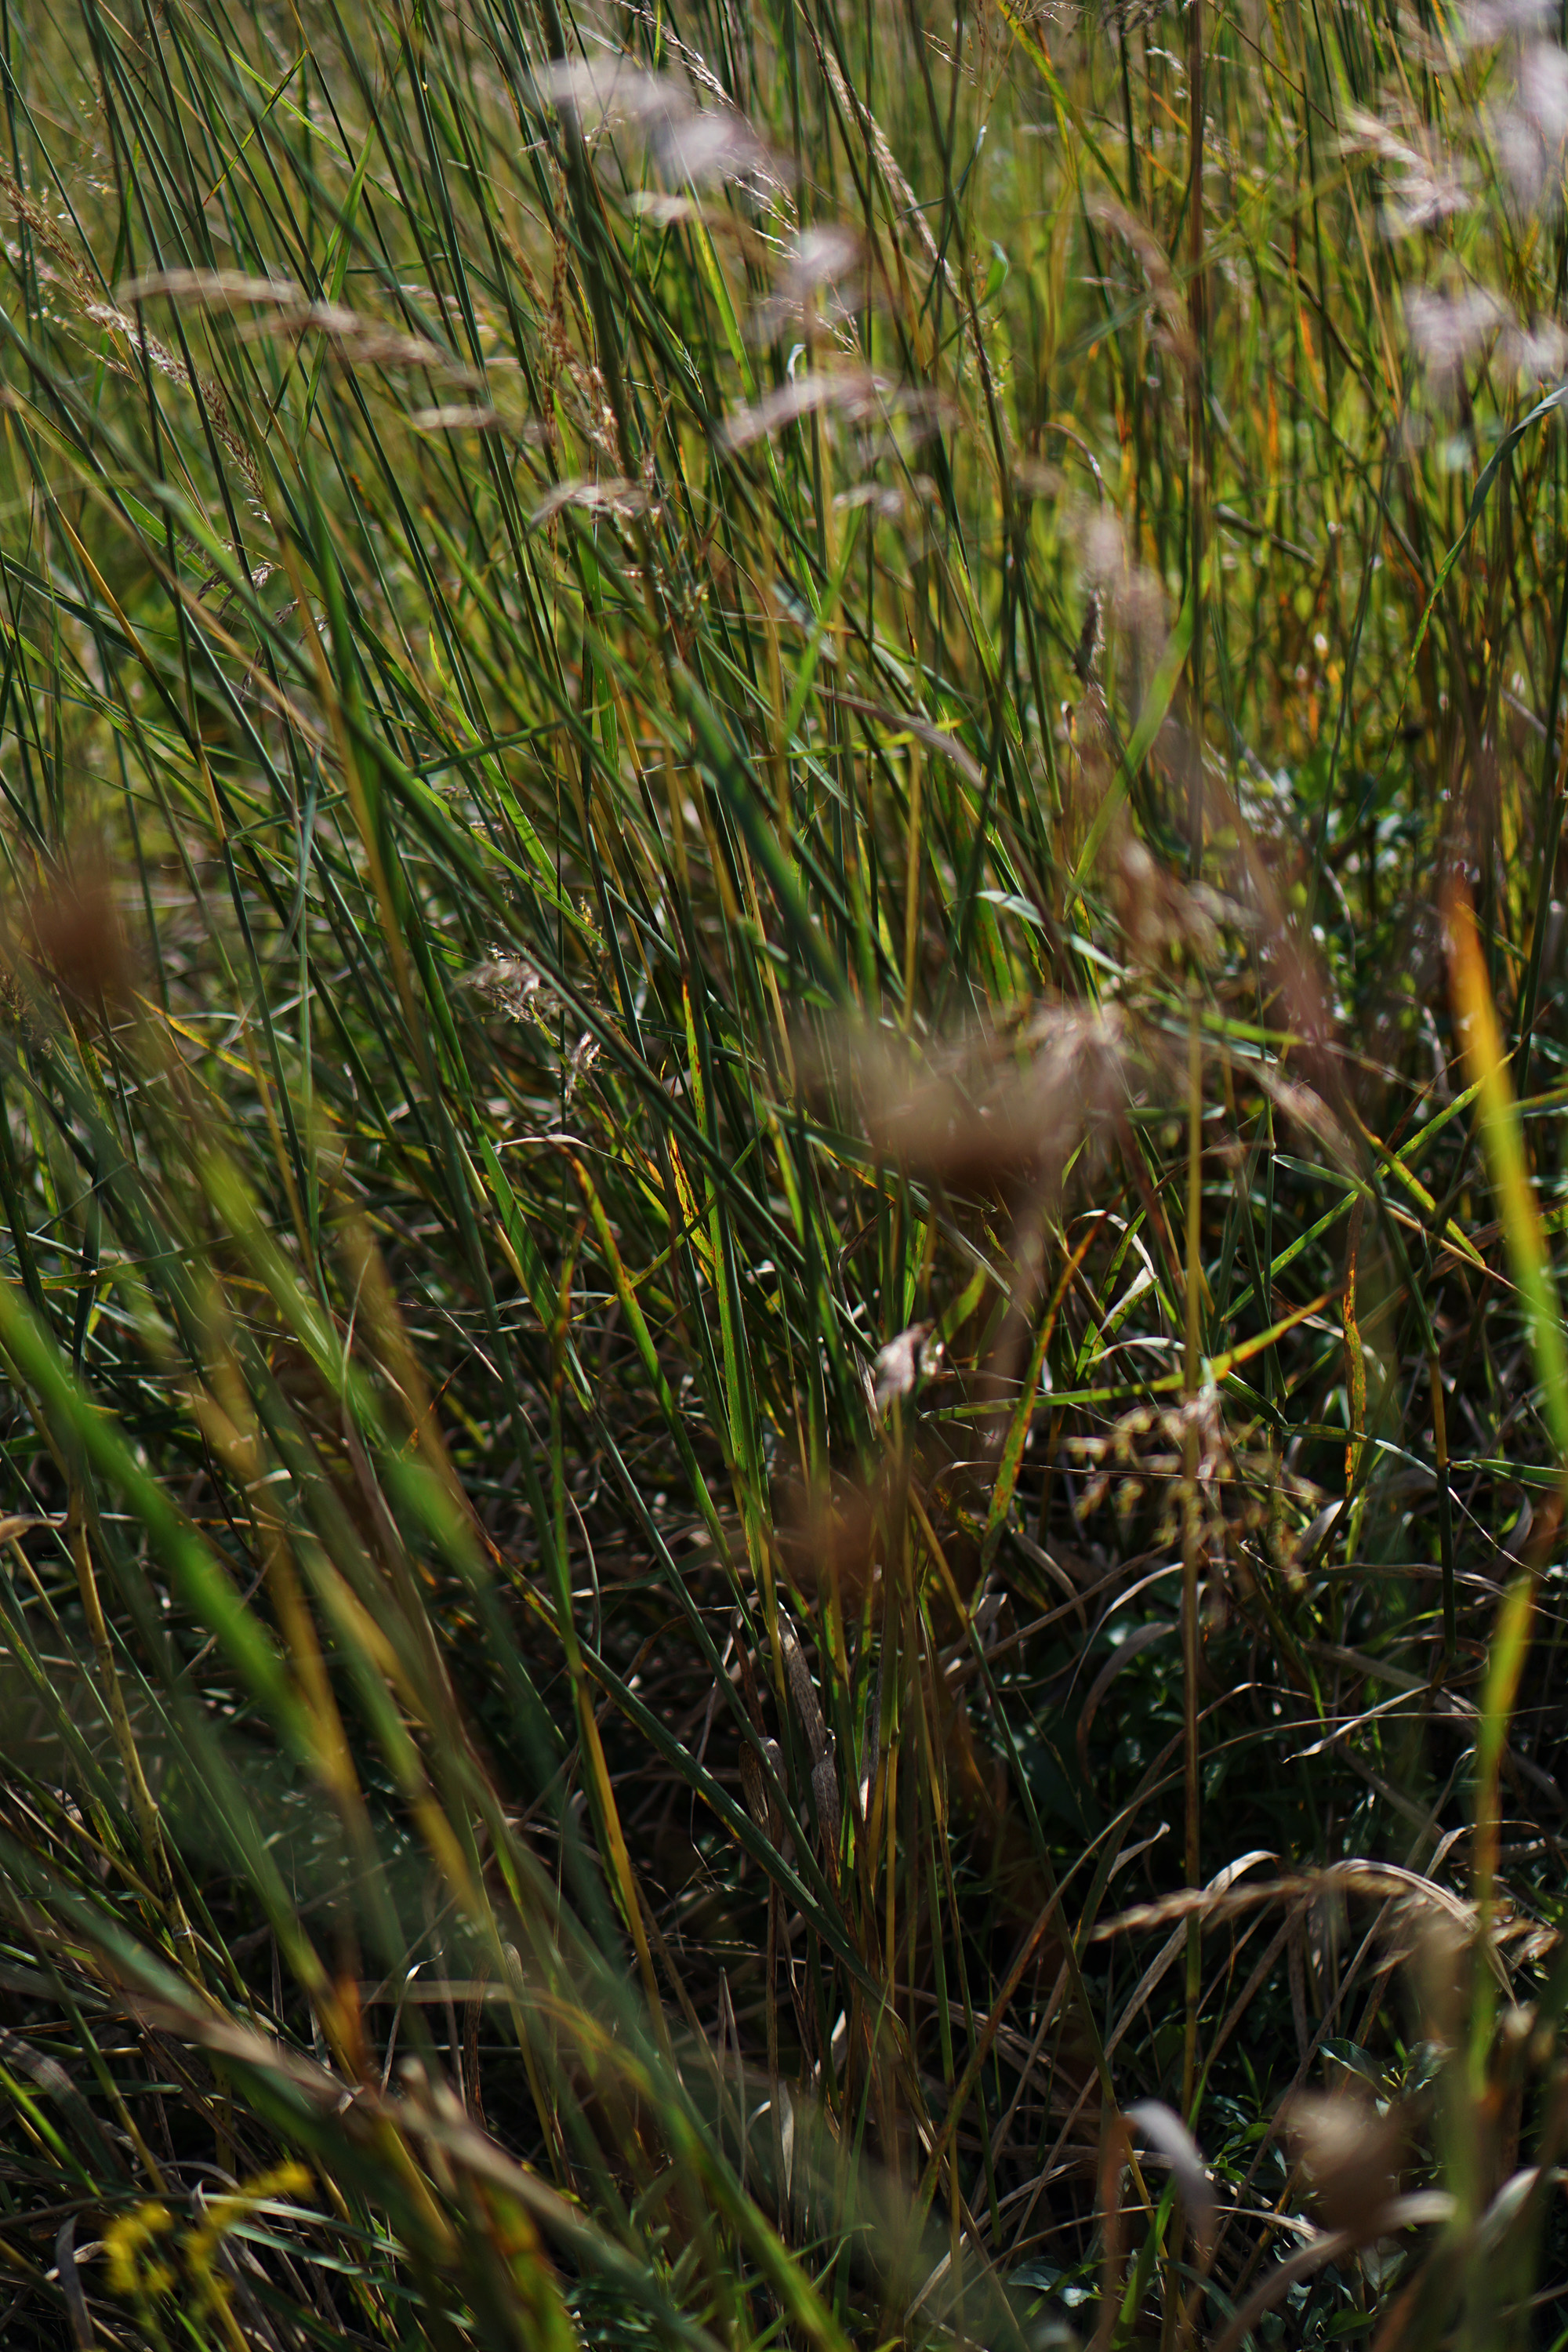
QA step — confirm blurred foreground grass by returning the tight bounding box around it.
[0,0,1567,2340]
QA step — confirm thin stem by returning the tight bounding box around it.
[1182,987,1203,2129]
[1186,0,1207,874]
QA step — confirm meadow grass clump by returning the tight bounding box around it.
[0,0,1566,2342]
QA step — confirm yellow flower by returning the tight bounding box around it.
[103,2201,176,2303]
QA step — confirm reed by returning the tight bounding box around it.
[0,0,1564,2340]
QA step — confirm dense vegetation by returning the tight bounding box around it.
[0,0,1566,2339]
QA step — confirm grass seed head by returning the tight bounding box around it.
[1285,2088,1407,2238]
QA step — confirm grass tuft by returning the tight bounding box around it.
[0,0,1566,2341]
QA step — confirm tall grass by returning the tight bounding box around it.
[0,0,1566,2340]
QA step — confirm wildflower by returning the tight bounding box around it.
[103,2201,177,2303]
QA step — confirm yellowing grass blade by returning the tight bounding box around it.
[1446,884,1568,1467]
